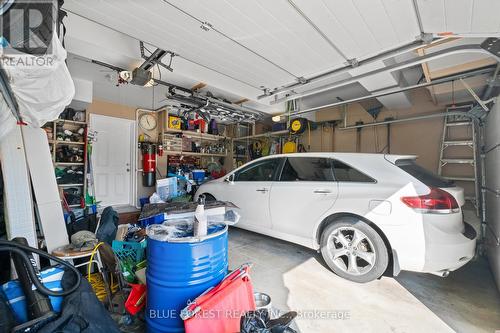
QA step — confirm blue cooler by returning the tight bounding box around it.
[191,170,205,183]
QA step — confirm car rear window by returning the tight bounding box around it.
[396,159,454,188]
[332,160,375,183]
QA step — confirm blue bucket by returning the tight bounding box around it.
[146,224,228,332]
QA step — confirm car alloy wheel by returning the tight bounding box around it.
[327,227,376,276]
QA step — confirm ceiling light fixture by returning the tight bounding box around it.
[272,115,282,122]
[119,70,132,82]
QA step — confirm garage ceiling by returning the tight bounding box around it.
[416,0,500,33]
[63,0,421,89]
[62,0,500,113]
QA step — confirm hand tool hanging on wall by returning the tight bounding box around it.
[289,118,308,135]
[85,130,97,208]
[289,117,317,151]
[331,121,337,151]
[355,121,364,152]
[249,141,262,159]
[385,117,394,153]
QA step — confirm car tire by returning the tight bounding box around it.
[320,217,388,283]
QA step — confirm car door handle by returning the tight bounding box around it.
[313,189,332,194]
[256,188,268,193]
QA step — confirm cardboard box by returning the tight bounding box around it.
[156,177,178,201]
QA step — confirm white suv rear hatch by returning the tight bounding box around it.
[393,158,465,206]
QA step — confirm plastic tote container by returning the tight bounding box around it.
[191,170,205,183]
[146,223,228,333]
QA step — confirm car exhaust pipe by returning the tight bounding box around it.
[430,270,450,277]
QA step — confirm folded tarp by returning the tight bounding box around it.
[0,33,74,140]
[138,201,239,226]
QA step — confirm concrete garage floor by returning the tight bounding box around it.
[228,227,500,333]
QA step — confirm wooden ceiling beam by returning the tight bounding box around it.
[419,36,461,50]
[417,48,437,104]
[234,98,249,105]
[191,82,207,91]
[416,37,461,105]
[430,58,497,80]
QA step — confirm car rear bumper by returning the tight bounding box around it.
[422,221,477,274]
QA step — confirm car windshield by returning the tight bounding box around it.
[396,159,454,188]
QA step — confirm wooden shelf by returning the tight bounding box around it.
[50,140,85,145]
[165,150,227,157]
[163,129,227,141]
[45,106,88,213]
[54,162,84,166]
[233,130,289,141]
[163,128,183,134]
[54,119,86,125]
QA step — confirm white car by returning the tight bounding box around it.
[195,153,477,283]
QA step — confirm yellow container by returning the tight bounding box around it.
[283,141,297,153]
[168,115,182,129]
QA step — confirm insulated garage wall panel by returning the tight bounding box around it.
[0,126,37,248]
[22,127,68,253]
[485,97,500,291]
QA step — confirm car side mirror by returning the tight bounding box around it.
[225,174,235,183]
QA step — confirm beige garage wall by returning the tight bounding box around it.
[86,99,136,121]
[292,89,453,173]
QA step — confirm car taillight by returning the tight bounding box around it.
[401,187,459,213]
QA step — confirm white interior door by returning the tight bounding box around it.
[90,114,134,207]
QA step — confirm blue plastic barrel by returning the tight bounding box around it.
[146,224,228,333]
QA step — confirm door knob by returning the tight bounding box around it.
[314,189,331,194]
[256,188,268,193]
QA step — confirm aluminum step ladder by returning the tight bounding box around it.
[438,105,479,215]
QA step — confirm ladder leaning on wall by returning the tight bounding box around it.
[438,105,479,215]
